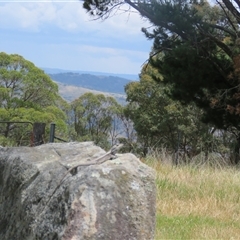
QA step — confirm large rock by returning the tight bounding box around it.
[0,142,156,240]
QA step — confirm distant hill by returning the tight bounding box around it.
[48,72,133,95]
[56,81,126,104]
[42,67,139,81]
[42,68,137,103]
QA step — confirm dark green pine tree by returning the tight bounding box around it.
[82,0,240,163]
[141,0,240,163]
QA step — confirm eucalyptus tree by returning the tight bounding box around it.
[125,63,225,162]
[0,52,68,146]
[71,92,124,149]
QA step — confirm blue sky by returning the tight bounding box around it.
[0,0,153,74]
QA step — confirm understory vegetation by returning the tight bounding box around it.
[143,153,240,239]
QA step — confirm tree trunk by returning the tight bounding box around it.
[232,135,240,165]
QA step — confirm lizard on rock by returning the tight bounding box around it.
[44,143,123,208]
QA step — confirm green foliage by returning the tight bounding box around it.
[82,0,240,163]
[71,92,124,149]
[0,52,68,146]
[0,52,58,109]
[140,0,240,162]
[125,64,228,160]
[82,0,240,115]
[0,135,15,147]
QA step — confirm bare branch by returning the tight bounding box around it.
[216,0,238,35]
[222,0,240,24]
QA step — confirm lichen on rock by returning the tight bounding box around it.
[0,142,156,240]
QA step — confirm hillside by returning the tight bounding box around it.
[56,81,126,103]
[43,68,136,103]
[47,72,133,95]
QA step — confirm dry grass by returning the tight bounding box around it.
[143,152,240,239]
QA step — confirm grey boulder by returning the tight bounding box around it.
[0,142,156,240]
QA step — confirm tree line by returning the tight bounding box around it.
[1,0,240,164]
[0,51,236,165]
[82,0,240,164]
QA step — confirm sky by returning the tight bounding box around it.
[0,0,153,75]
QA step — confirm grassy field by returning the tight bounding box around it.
[144,156,240,239]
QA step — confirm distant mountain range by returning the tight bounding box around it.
[42,67,139,81]
[42,68,137,103]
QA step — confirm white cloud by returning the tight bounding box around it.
[0,2,57,31]
[0,1,149,34]
[0,1,152,74]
